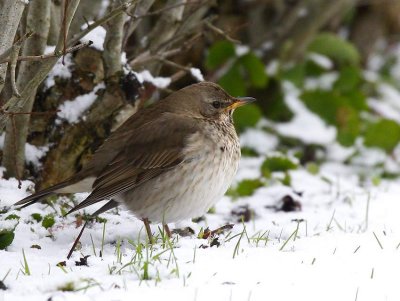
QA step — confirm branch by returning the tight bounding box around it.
[0,31,33,63]
[9,42,21,97]
[68,0,138,46]
[126,0,205,19]
[129,32,202,68]
[205,21,241,44]
[0,41,92,64]
[0,0,26,94]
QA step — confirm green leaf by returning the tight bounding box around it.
[239,53,268,88]
[227,179,264,198]
[301,90,362,146]
[5,214,20,220]
[306,162,320,175]
[301,90,342,125]
[42,214,55,229]
[205,41,236,69]
[31,213,42,223]
[241,147,259,157]
[233,103,262,132]
[280,63,306,87]
[0,230,15,250]
[336,106,361,146]
[334,66,362,93]
[261,155,298,177]
[218,62,246,97]
[308,33,360,66]
[364,119,400,152]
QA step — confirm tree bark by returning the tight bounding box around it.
[3,0,51,178]
[0,0,26,95]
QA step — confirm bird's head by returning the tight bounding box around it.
[168,82,256,122]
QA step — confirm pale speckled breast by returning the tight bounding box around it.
[117,119,240,223]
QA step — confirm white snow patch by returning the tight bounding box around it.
[134,70,171,88]
[190,68,204,82]
[240,128,278,155]
[45,47,72,88]
[235,45,249,56]
[368,97,400,121]
[0,135,48,167]
[266,60,279,76]
[25,144,49,166]
[307,53,333,69]
[275,81,336,144]
[80,23,106,51]
[377,83,400,111]
[57,83,105,124]
[304,72,338,90]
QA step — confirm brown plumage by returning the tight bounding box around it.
[15,82,255,239]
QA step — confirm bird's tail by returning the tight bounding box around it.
[14,175,94,208]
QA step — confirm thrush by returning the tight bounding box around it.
[15,82,255,241]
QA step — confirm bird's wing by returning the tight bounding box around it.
[67,113,201,214]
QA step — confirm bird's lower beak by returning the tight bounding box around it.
[226,97,256,111]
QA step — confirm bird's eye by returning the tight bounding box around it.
[212,101,221,109]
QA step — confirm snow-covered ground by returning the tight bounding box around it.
[1,141,400,301]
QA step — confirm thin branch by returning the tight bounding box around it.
[0,41,92,64]
[129,32,202,68]
[126,0,206,19]
[68,0,138,46]
[9,43,21,97]
[205,21,241,44]
[156,57,192,72]
[0,31,33,63]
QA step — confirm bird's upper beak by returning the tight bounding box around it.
[225,96,256,111]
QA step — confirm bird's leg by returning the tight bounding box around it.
[163,223,172,238]
[142,218,154,244]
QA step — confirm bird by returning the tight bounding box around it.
[15,81,255,242]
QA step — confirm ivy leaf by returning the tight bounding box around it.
[206,41,235,69]
[0,230,15,250]
[239,53,268,88]
[308,33,360,66]
[218,62,246,97]
[227,179,264,198]
[42,214,55,229]
[364,119,400,152]
[233,103,262,132]
[261,155,298,177]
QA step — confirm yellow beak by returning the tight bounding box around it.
[226,97,256,111]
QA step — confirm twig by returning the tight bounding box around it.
[0,41,92,64]
[10,115,21,188]
[62,0,70,65]
[126,0,205,19]
[157,57,192,72]
[9,43,21,97]
[205,21,241,44]
[67,221,88,259]
[0,31,33,63]
[68,0,138,46]
[129,32,202,67]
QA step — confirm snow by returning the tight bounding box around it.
[134,70,171,88]
[307,53,333,70]
[304,72,338,90]
[235,45,250,56]
[45,47,73,88]
[275,82,337,145]
[80,24,107,51]
[1,144,400,300]
[240,128,279,155]
[0,135,48,167]
[190,68,204,82]
[57,83,105,124]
